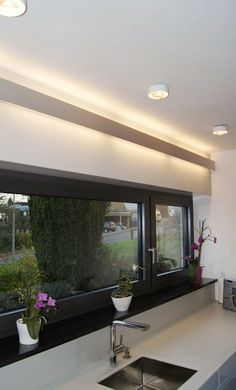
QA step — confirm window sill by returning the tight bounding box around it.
[0,278,216,368]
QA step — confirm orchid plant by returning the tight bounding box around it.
[15,252,57,340]
[21,292,56,339]
[189,219,217,267]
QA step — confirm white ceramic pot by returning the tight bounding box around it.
[111,295,132,312]
[16,318,39,345]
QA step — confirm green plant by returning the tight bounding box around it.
[17,232,32,249]
[111,270,133,298]
[0,253,41,312]
[14,252,56,339]
[15,252,43,307]
[21,292,56,339]
[28,196,109,290]
[0,259,21,293]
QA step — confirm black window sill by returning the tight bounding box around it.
[0,278,216,368]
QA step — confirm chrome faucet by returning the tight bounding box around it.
[109,320,150,366]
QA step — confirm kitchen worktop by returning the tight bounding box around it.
[0,279,216,368]
[52,303,236,390]
[1,284,234,390]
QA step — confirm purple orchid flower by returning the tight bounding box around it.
[189,220,217,268]
[198,235,204,244]
[38,292,48,301]
[34,301,46,309]
[47,297,56,306]
[191,242,199,251]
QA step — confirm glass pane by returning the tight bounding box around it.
[155,205,184,274]
[0,193,142,313]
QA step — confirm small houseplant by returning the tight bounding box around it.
[17,292,56,345]
[111,271,133,312]
[15,252,56,344]
[188,219,216,283]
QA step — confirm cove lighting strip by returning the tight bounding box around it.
[0,78,215,170]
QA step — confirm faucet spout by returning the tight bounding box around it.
[109,320,150,366]
[112,320,150,331]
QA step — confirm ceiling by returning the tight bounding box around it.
[0,0,236,155]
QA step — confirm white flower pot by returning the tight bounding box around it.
[111,295,132,312]
[16,318,39,345]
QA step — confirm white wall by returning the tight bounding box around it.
[0,101,211,194]
[193,149,236,298]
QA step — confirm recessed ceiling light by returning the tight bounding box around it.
[148,84,169,100]
[0,0,27,17]
[212,124,228,136]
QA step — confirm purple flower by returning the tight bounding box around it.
[214,236,217,243]
[38,292,48,301]
[47,297,56,306]
[34,301,46,309]
[198,235,204,244]
[191,242,199,251]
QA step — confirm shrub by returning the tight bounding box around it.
[16,232,32,249]
[0,252,41,313]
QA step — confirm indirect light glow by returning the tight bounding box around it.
[0,0,26,17]
[212,125,228,136]
[0,63,212,154]
[148,84,169,100]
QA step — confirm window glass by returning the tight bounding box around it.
[0,193,141,313]
[155,205,184,274]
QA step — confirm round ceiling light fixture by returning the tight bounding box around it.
[212,124,228,136]
[148,84,169,100]
[0,0,27,17]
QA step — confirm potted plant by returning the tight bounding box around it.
[111,271,133,312]
[17,292,56,345]
[188,219,216,283]
[15,252,56,345]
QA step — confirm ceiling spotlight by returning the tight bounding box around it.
[148,84,169,100]
[212,124,228,136]
[0,0,27,17]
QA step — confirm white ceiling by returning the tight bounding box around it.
[0,0,236,155]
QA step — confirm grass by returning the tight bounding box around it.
[106,239,138,263]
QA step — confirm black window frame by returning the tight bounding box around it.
[0,168,193,338]
[149,192,193,290]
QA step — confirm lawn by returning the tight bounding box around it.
[106,239,138,265]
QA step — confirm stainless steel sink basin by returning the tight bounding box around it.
[99,357,197,389]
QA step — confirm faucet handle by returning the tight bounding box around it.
[119,334,123,345]
[123,346,131,359]
[108,349,115,358]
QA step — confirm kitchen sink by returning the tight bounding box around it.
[99,357,197,389]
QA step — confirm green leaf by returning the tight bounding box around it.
[24,318,41,340]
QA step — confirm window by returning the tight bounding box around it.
[155,205,185,274]
[0,195,143,314]
[0,169,192,336]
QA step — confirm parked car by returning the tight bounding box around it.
[103,221,117,233]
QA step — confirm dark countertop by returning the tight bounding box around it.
[0,278,216,368]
